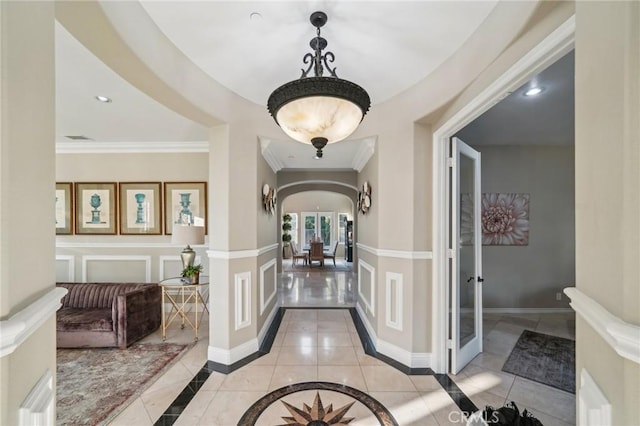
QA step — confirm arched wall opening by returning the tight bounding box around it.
[276,181,359,273]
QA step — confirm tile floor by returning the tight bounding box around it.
[109,272,576,425]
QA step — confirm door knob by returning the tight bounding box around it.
[466,276,474,283]
[477,277,484,283]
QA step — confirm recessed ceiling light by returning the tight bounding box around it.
[524,87,544,97]
[95,95,112,103]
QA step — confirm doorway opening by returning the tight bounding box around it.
[432,17,575,375]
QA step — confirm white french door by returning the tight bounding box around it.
[301,212,333,246]
[447,137,483,374]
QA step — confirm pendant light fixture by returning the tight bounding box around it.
[267,11,370,158]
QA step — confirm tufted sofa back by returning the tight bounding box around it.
[57,283,149,309]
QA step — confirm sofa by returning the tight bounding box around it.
[56,282,161,349]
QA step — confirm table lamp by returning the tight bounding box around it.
[172,224,205,270]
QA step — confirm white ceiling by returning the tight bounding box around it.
[55,1,574,170]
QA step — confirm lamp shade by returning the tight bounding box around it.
[171,225,205,246]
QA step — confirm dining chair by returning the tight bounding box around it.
[309,241,325,267]
[323,240,339,266]
[291,241,308,266]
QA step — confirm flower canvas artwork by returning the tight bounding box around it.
[461,193,530,246]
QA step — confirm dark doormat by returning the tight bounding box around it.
[502,329,575,394]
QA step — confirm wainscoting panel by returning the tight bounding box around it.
[55,255,75,282]
[385,272,403,331]
[18,370,54,426]
[358,259,375,316]
[579,369,612,425]
[234,272,251,330]
[259,259,277,316]
[159,255,202,280]
[81,255,151,283]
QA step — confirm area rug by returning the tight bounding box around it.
[283,259,353,272]
[502,329,575,393]
[57,342,190,426]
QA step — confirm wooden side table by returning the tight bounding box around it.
[159,277,209,341]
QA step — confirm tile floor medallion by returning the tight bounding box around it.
[239,382,397,425]
[108,271,576,426]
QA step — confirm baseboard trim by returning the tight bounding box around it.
[483,307,574,314]
[351,306,433,374]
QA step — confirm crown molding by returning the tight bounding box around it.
[260,138,285,173]
[351,137,376,172]
[56,141,209,154]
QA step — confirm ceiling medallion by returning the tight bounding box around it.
[267,11,371,159]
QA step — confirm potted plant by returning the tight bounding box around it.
[282,213,292,258]
[181,264,203,284]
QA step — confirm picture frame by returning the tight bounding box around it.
[164,182,207,235]
[119,182,162,235]
[75,182,118,235]
[56,182,74,235]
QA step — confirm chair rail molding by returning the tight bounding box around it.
[564,287,640,364]
[356,243,432,260]
[0,287,68,358]
[207,243,278,260]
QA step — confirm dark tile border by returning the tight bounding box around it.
[154,306,477,425]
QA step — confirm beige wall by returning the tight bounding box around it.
[474,145,575,308]
[56,152,210,282]
[0,2,57,424]
[575,1,640,424]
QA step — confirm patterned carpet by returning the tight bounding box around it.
[57,342,190,425]
[502,329,575,393]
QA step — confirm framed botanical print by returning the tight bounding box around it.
[56,182,74,235]
[75,182,118,235]
[119,182,162,235]
[164,182,207,235]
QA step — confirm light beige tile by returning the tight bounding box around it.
[179,341,209,375]
[369,391,438,426]
[288,309,318,322]
[317,309,348,322]
[282,331,318,347]
[360,365,417,391]
[144,360,193,395]
[141,378,190,422]
[354,347,387,366]
[249,346,281,366]
[219,365,275,391]
[286,320,318,333]
[508,377,576,424]
[268,365,318,390]
[420,388,464,426]
[456,364,515,398]
[318,366,368,391]
[469,351,509,372]
[276,345,318,365]
[318,332,354,347]
[173,390,216,426]
[409,375,442,392]
[318,320,349,331]
[318,346,359,365]
[109,397,153,426]
[198,391,265,426]
[272,332,285,347]
[200,371,227,391]
[483,328,520,356]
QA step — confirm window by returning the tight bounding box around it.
[339,214,348,244]
[302,212,333,246]
[289,213,298,244]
